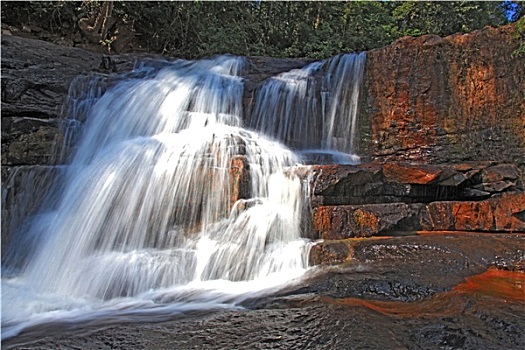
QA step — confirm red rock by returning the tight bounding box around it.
[312,203,423,239]
[313,190,524,236]
[364,24,525,182]
[422,202,455,231]
[229,156,251,209]
[382,163,443,185]
[423,192,525,232]
[492,192,525,232]
[452,201,494,231]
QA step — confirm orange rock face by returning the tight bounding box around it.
[382,163,443,184]
[313,203,423,239]
[362,24,525,182]
[423,192,525,232]
[492,192,525,231]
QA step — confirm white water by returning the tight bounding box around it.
[2,53,365,340]
[249,53,366,162]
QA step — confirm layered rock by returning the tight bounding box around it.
[311,162,525,240]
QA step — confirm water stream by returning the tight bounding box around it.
[1,53,365,340]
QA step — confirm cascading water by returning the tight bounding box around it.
[248,52,366,164]
[2,52,365,341]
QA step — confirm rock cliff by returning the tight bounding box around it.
[360,24,525,179]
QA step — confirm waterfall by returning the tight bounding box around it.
[2,52,365,340]
[248,52,366,164]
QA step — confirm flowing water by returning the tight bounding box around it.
[248,52,366,163]
[1,53,365,341]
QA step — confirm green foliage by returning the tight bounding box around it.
[393,1,505,37]
[0,1,513,59]
[1,1,82,34]
[513,16,525,57]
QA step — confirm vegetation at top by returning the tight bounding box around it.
[2,1,523,59]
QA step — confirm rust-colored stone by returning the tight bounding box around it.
[311,163,524,235]
[492,192,525,232]
[363,24,525,181]
[312,203,423,239]
[383,163,443,184]
[229,155,251,209]
[423,193,525,232]
[421,202,454,231]
[353,208,380,234]
[452,201,494,231]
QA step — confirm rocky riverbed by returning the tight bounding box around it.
[4,232,524,350]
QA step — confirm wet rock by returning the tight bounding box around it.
[5,234,524,350]
[309,232,524,274]
[229,155,251,209]
[1,165,61,256]
[423,192,525,232]
[312,203,424,239]
[309,240,351,265]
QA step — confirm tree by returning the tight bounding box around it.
[0,1,516,59]
[393,1,506,37]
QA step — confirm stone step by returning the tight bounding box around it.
[311,162,522,206]
[312,192,525,240]
[309,162,525,239]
